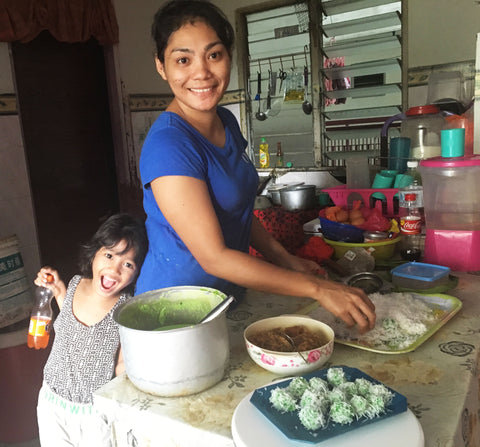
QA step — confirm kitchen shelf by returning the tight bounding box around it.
[322,33,401,60]
[324,127,400,140]
[324,149,380,160]
[322,105,401,121]
[321,58,401,81]
[321,11,400,38]
[323,83,400,100]
[322,0,400,16]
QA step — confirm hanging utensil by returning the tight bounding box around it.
[254,71,261,100]
[302,65,313,115]
[266,70,272,111]
[255,71,267,121]
[268,70,282,117]
[278,59,287,96]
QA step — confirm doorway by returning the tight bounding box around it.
[11,31,120,281]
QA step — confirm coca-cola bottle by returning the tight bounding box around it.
[399,192,422,261]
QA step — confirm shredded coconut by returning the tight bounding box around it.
[309,292,440,351]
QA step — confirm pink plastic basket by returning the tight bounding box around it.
[323,185,399,217]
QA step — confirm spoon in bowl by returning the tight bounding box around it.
[279,332,308,364]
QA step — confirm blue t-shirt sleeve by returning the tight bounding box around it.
[140,119,206,188]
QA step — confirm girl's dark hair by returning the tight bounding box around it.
[78,213,148,281]
[151,0,235,63]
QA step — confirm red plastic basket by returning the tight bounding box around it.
[323,185,399,217]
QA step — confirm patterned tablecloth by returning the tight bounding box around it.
[94,272,480,447]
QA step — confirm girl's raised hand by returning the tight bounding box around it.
[34,267,67,307]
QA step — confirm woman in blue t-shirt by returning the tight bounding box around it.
[136,0,376,333]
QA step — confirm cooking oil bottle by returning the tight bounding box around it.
[276,142,284,167]
[259,137,270,168]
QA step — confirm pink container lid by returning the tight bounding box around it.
[420,154,480,168]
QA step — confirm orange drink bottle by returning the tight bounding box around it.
[27,274,54,349]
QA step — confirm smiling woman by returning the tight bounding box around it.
[135,0,377,336]
[154,21,232,136]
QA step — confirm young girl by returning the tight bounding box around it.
[35,213,148,446]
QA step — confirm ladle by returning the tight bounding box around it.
[199,295,235,324]
[256,99,267,121]
[255,71,267,121]
[302,66,313,115]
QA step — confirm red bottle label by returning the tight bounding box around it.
[400,216,421,235]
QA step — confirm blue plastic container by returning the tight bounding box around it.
[390,262,450,290]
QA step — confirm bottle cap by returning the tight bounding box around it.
[441,128,465,158]
[407,160,418,168]
[261,137,266,143]
[404,193,416,202]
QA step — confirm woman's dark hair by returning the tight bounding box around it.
[151,0,235,63]
[78,213,149,281]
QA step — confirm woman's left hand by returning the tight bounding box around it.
[277,253,328,278]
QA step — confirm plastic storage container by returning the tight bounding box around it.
[391,262,450,290]
[419,129,480,270]
[401,105,445,160]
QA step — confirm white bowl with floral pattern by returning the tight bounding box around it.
[244,314,334,376]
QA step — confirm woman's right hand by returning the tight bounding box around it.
[35,267,67,308]
[310,278,376,334]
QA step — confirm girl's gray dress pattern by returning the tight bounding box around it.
[43,275,129,404]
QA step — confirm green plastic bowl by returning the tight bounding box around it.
[323,236,401,261]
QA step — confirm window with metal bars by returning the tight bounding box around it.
[241,0,404,170]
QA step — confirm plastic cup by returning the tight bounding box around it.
[372,172,395,188]
[394,174,414,188]
[381,169,399,177]
[389,137,411,173]
[346,158,371,189]
[371,172,395,200]
[441,128,465,158]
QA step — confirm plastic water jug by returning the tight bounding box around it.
[401,105,445,160]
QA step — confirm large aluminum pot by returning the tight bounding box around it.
[113,286,230,397]
[280,184,316,211]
